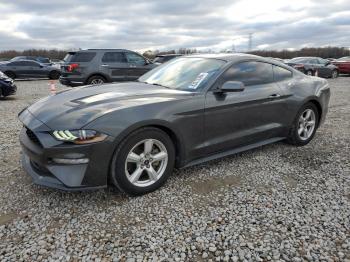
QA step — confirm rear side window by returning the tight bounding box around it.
[9,61,24,66]
[37,57,50,63]
[25,61,40,67]
[70,52,96,62]
[222,61,273,86]
[273,66,292,81]
[102,52,127,63]
[125,52,146,65]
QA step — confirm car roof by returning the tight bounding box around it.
[8,59,43,64]
[183,53,282,63]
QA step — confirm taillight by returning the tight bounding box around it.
[67,63,79,72]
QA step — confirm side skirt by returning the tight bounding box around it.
[182,137,285,168]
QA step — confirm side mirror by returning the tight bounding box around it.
[216,81,245,93]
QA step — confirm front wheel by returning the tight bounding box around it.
[331,70,338,78]
[287,103,319,146]
[4,71,16,79]
[110,127,175,195]
[305,70,313,76]
[49,70,60,80]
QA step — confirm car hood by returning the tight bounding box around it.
[23,82,194,129]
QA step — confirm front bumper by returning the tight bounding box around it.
[19,110,115,191]
[0,81,17,96]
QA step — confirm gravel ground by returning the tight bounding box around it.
[0,77,349,262]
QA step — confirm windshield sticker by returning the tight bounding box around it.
[188,72,208,89]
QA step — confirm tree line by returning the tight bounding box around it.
[0,46,349,61]
[248,47,350,59]
[0,49,70,61]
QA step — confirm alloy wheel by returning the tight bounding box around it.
[90,79,105,85]
[297,109,316,140]
[125,139,168,187]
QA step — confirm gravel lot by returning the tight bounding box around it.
[0,77,349,262]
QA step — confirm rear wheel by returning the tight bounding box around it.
[306,70,313,76]
[87,75,106,85]
[110,127,175,195]
[287,103,319,146]
[49,70,60,80]
[4,71,15,79]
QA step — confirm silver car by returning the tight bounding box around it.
[0,60,60,79]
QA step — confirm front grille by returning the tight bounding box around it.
[26,128,41,146]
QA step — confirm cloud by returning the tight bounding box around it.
[0,0,349,52]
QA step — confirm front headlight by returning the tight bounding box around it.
[52,130,107,144]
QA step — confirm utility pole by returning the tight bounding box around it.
[232,43,236,53]
[248,33,253,51]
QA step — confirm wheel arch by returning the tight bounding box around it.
[306,99,323,127]
[111,120,186,168]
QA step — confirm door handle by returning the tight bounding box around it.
[269,94,281,98]
[129,65,136,68]
[101,64,109,67]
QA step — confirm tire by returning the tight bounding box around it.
[286,103,319,146]
[49,70,60,80]
[110,127,175,196]
[87,75,106,85]
[4,71,16,79]
[331,70,338,79]
[305,70,313,76]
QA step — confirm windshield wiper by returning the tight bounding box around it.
[139,80,171,89]
[150,82,171,89]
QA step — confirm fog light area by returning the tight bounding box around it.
[52,158,89,164]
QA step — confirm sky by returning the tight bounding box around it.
[0,0,349,52]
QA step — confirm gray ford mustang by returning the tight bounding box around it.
[19,54,330,195]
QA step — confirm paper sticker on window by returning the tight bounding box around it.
[188,72,208,89]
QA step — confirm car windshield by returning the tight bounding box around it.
[337,56,350,61]
[139,57,225,91]
[153,57,165,63]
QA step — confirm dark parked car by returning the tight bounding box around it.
[153,54,182,64]
[0,71,16,97]
[0,60,60,80]
[331,57,350,75]
[59,49,157,86]
[19,54,330,195]
[10,56,52,65]
[287,57,339,78]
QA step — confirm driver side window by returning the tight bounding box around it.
[219,61,274,87]
[126,52,146,65]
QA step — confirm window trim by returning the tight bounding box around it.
[101,51,127,63]
[272,64,293,82]
[212,59,276,89]
[125,52,146,64]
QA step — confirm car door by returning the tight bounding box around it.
[100,52,129,82]
[27,61,48,77]
[203,61,286,155]
[125,52,153,81]
[7,61,28,77]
